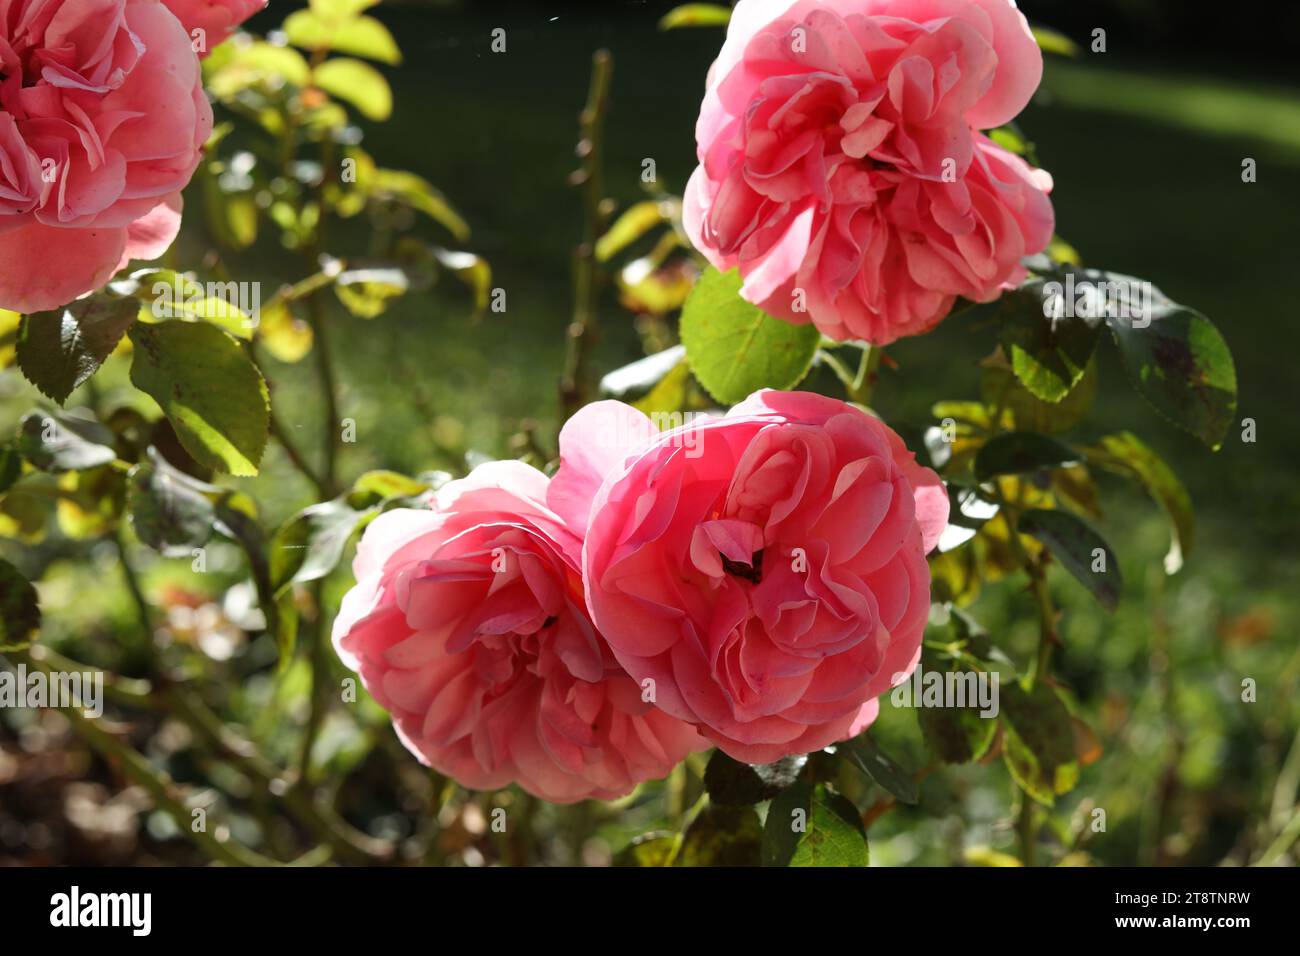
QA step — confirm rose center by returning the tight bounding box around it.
[721,549,764,585]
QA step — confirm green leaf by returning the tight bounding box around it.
[350,470,429,503]
[679,267,820,404]
[128,321,269,477]
[1031,25,1080,57]
[838,733,919,805]
[677,805,763,867]
[16,412,116,472]
[614,833,678,867]
[334,267,408,319]
[270,498,376,595]
[595,201,666,262]
[998,279,1103,402]
[1017,509,1121,612]
[55,466,126,539]
[916,650,999,764]
[704,750,807,807]
[1083,432,1193,574]
[16,295,137,404]
[285,11,401,64]
[0,558,40,650]
[370,170,469,240]
[1107,305,1237,450]
[982,354,1097,435]
[310,0,378,19]
[1001,681,1080,806]
[256,300,314,363]
[127,456,217,557]
[135,270,254,340]
[659,3,733,29]
[974,432,1079,481]
[762,782,868,867]
[919,696,998,765]
[314,57,392,121]
[204,41,311,99]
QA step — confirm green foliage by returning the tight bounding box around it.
[659,4,733,29]
[704,751,806,807]
[16,295,137,404]
[680,267,820,404]
[838,733,919,805]
[763,782,868,867]
[974,432,1079,480]
[1001,681,1080,806]
[1018,508,1122,612]
[0,557,40,650]
[314,58,393,121]
[16,412,116,472]
[1084,432,1194,574]
[127,321,270,477]
[678,805,763,866]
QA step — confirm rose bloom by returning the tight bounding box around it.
[161,0,264,55]
[551,391,949,764]
[332,462,706,802]
[684,0,1055,344]
[0,0,260,313]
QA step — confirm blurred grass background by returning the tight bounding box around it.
[2,0,1298,865]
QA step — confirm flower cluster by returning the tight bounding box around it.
[333,391,948,800]
[0,0,264,313]
[683,0,1055,344]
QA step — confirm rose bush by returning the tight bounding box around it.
[0,0,262,312]
[683,0,1055,344]
[332,462,706,803]
[551,390,948,763]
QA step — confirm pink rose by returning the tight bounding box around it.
[683,0,1054,345]
[332,462,706,802]
[0,0,216,313]
[160,0,265,55]
[552,390,949,764]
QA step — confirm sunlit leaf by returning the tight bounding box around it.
[763,782,868,867]
[595,200,667,261]
[680,267,819,404]
[128,321,269,477]
[370,169,469,240]
[285,10,401,64]
[314,57,392,121]
[1032,25,1080,57]
[1082,431,1193,574]
[659,3,732,29]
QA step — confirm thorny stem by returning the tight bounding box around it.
[560,49,613,421]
